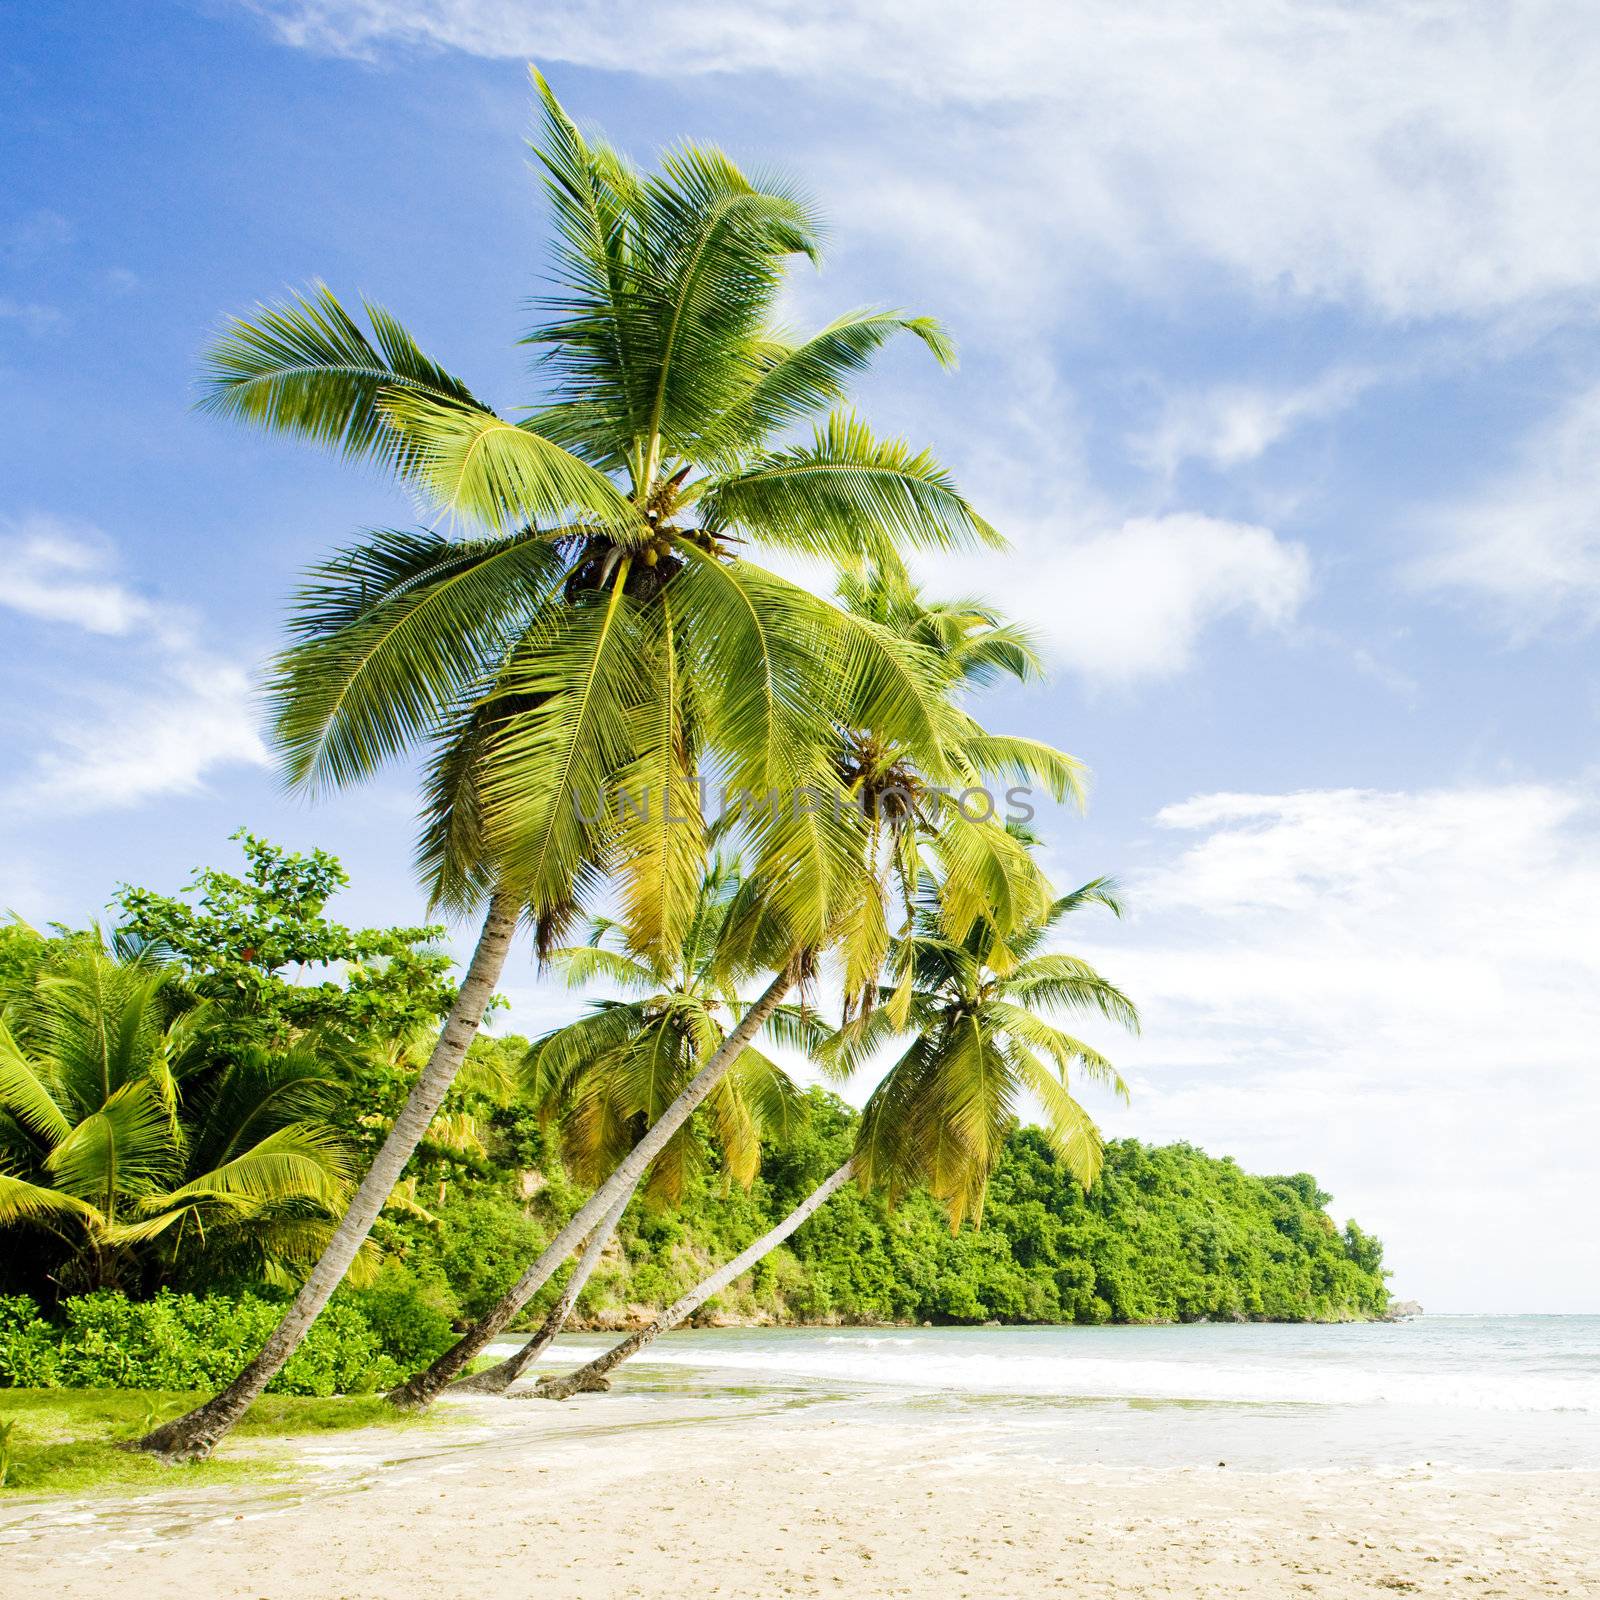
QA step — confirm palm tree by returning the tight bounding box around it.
[0,942,360,1295]
[850,875,1138,1227]
[452,861,816,1393]
[396,571,1074,1409]
[833,569,1044,691]
[138,75,1053,1457]
[533,876,1137,1398]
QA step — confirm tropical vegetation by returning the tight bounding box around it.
[1,849,1387,1420]
[130,62,1087,1459]
[0,75,1391,1481]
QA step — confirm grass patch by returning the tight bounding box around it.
[0,1387,438,1498]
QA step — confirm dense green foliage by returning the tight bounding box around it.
[0,1289,453,1396]
[0,837,460,1304]
[1,835,1387,1394]
[113,829,457,1048]
[368,1089,1388,1331]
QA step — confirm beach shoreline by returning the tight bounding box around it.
[6,1377,1596,1599]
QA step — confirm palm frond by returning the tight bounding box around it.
[986,1001,1132,1102]
[630,141,820,471]
[1008,1044,1106,1188]
[44,1080,175,1208]
[699,309,956,459]
[1046,876,1127,922]
[922,800,1052,949]
[478,580,650,915]
[138,1122,352,1214]
[761,1002,837,1062]
[543,945,659,994]
[950,730,1088,809]
[698,411,1003,567]
[269,527,567,793]
[609,592,707,956]
[0,1020,71,1144]
[1002,954,1141,1033]
[524,67,649,477]
[378,390,633,532]
[198,283,484,473]
[0,1169,99,1227]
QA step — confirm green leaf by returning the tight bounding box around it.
[698,411,1004,567]
[699,309,956,461]
[378,390,634,532]
[0,1020,71,1144]
[479,581,650,915]
[0,1169,99,1227]
[269,527,566,792]
[198,284,484,474]
[44,1080,175,1208]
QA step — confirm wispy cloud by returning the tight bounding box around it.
[250,0,1600,322]
[2,209,72,263]
[1411,381,1600,630]
[1130,367,1383,476]
[0,515,270,812]
[0,521,163,634]
[1072,781,1600,1311]
[0,297,66,337]
[20,659,270,813]
[935,512,1311,686]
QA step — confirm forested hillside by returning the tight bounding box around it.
[0,839,1387,1394]
[365,1084,1389,1332]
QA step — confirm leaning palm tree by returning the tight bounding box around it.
[0,943,360,1294]
[453,861,815,1393]
[138,75,1058,1458]
[534,875,1137,1398]
[395,571,1072,1409]
[834,569,1044,691]
[849,875,1138,1227]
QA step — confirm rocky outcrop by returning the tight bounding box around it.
[1381,1299,1423,1321]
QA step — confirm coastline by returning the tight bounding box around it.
[559,1304,1403,1333]
[5,1380,1595,1599]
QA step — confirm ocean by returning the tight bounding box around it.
[525,1315,1600,1472]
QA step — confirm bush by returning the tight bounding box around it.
[0,1289,448,1396]
[0,1296,60,1386]
[347,1264,459,1370]
[427,1196,547,1321]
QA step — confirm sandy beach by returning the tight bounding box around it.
[6,1376,1596,1599]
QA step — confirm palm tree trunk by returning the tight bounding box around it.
[387,961,798,1409]
[449,1178,635,1394]
[536,1158,855,1401]
[133,890,521,1462]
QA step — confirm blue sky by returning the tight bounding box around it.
[3,1,1598,1311]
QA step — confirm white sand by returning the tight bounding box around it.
[4,1387,1596,1598]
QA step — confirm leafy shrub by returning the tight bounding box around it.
[0,1289,450,1396]
[427,1196,547,1321]
[0,1297,60,1387]
[347,1264,459,1370]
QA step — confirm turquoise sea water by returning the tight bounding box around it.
[527,1316,1600,1472]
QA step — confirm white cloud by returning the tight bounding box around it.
[0,298,65,336]
[932,512,1311,685]
[249,0,1600,321]
[1412,381,1600,628]
[1072,783,1600,1311]
[0,518,160,633]
[1131,367,1381,476]
[21,660,270,812]
[3,209,72,262]
[0,515,270,812]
